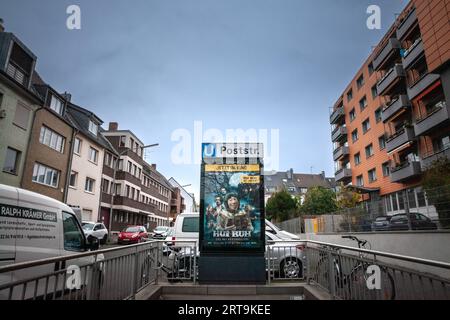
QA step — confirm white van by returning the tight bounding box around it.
[0,184,102,299]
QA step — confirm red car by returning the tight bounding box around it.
[118,226,148,244]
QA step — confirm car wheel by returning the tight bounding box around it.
[280,258,302,279]
[101,235,107,245]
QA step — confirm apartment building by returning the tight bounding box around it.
[169,186,185,223]
[168,177,197,213]
[65,103,113,222]
[101,122,172,232]
[265,169,336,204]
[0,26,42,187]
[21,82,75,202]
[331,0,450,217]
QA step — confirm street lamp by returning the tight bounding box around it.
[108,143,159,240]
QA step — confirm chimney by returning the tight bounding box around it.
[321,171,325,179]
[108,122,118,131]
[151,164,157,170]
[0,19,4,32]
[61,91,71,102]
[287,168,293,180]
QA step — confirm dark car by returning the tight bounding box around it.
[371,216,392,231]
[388,213,437,231]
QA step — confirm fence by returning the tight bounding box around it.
[2,237,450,300]
[278,184,450,234]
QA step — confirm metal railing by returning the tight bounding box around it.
[305,240,450,300]
[1,238,450,300]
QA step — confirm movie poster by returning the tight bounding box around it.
[201,163,264,252]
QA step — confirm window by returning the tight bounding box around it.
[130,138,135,149]
[378,135,387,150]
[365,144,374,158]
[392,194,398,211]
[63,212,85,252]
[347,89,353,102]
[417,190,426,207]
[371,85,378,99]
[375,107,382,123]
[382,162,390,177]
[359,96,368,111]
[49,95,63,115]
[368,168,377,183]
[82,209,93,221]
[408,189,417,209]
[85,177,95,193]
[182,217,199,232]
[127,161,132,173]
[368,62,374,76]
[398,192,405,210]
[362,118,371,134]
[120,136,126,147]
[354,153,361,166]
[32,163,60,188]
[88,147,98,163]
[3,147,21,174]
[69,171,78,187]
[352,129,359,143]
[102,178,110,193]
[13,103,30,130]
[74,138,82,155]
[39,126,65,153]
[88,120,98,135]
[126,185,130,198]
[115,183,121,196]
[349,108,356,122]
[356,175,364,187]
[357,74,365,89]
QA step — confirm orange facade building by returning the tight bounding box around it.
[331,0,450,217]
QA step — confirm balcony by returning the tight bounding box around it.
[335,168,352,183]
[331,126,348,143]
[373,38,401,71]
[402,38,424,70]
[396,8,417,40]
[333,146,349,161]
[377,64,405,96]
[382,95,411,123]
[113,196,157,213]
[330,106,345,125]
[414,101,450,136]
[386,126,415,153]
[390,161,421,182]
[407,73,440,100]
[421,145,450,170]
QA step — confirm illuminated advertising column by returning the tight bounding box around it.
[199,143,265,284]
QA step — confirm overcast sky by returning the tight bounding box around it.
[1,0,408,201]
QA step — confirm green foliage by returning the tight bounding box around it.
[422,157,450,228]
[336,184,361,209]
[266,189,300,222]
[300,186,338,215]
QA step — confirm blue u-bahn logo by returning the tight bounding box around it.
[202,143,216,158]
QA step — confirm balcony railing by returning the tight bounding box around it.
[396,8,417,40]
[402,38,424,70]
[414,101,449,136]
[335,168,352,182]
[407,73,440,100]
[333,146,349,161]
[330,106,345,125]
[382,95,411,123]
[377,64,405,96]
[386,126,415,153]
[331,126,348,142]
[390,161,421,182]
[421,144,450,169]
[373,38,401,71]
[6,62,29,87]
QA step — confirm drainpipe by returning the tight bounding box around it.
[63,127,78,203]
[21,105,43,188]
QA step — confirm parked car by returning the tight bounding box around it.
[371,216,392,231]
[117,226,149,244]
[388,213,438,231]
[152,226,171,239]
[82,221,109,244]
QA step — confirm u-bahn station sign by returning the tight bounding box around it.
[199,143,266,284]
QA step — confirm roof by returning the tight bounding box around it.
[264,170,336,192]
[168,177,195,200]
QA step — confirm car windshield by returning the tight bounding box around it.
[123,227,140,233]
[82,223,95,230]
[154,226,168,232]
[376,217,389,221]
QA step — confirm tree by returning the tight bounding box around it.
[300,186,338,215]
[336,184,361,209]
[265,189,300,222]
[421,157,450,228]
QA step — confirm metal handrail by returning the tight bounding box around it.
[305,240,450,269]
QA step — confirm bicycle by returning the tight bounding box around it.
[313,236,396,300]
